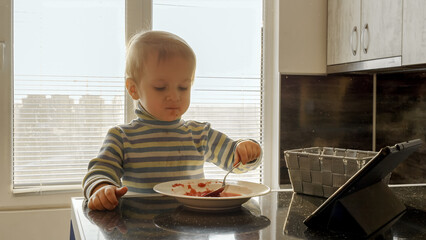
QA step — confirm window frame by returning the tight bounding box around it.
[0,0,280,209]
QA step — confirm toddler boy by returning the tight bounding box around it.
[83,31,262,210]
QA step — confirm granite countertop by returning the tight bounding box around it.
[71,186,426,240]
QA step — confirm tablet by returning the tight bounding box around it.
[303,139,423,234]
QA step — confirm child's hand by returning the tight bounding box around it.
[88,184,128,211]
[234,140,261,166]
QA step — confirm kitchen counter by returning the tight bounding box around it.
[71,186,425,239]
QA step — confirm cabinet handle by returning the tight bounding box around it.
[350,26,358,56]
[362,23,369,54]
[0,41,5,71]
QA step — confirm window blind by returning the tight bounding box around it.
[185,76,263,183]
[12,0,126,192]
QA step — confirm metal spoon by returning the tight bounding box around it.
[202,162,241,197]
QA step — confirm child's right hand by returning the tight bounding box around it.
[88,184,128,210]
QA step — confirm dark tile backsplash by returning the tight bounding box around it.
[376,72,426,183]
[280,73,426,185]
[280,75,374,184]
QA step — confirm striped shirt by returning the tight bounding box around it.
[82,104,262,198]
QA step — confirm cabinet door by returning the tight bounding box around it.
[402,0,426,66]
[327,0,361,65]
[361,0,402,61]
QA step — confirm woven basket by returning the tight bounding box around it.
[284,147,383,197]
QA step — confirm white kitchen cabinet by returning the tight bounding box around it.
[402,0,426,66]
[327,0,361,65]
[327,0,402,65]
[361,0,402,61]
[279,0,327,74]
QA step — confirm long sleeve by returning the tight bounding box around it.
[82,127,125,199]
[203,123,262,173]
[82,105,263,197]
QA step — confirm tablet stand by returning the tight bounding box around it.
[327,181,406,237]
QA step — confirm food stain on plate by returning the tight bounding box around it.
[171,181,242,197]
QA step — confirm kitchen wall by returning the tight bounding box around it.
[280,72,426,185]
[0,208,71,240]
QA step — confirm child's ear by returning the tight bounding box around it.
[126,78,140,100]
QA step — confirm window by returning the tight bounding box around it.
[3,0,266,195]
[153,0,263,183]
[12,0,126,192]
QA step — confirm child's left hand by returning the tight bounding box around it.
[234,140,261,166]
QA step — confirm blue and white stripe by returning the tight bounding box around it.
[83,104,261,198]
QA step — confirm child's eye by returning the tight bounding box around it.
[179,86,188,91]
[154,87,166,91]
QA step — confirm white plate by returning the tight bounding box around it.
[153,179,270,211]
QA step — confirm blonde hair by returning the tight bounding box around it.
[126,31,196,82]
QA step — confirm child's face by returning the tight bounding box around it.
[130,53,194,121]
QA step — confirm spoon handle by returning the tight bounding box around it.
[223,162,241,186]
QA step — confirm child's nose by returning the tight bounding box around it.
[166,89,179,101]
